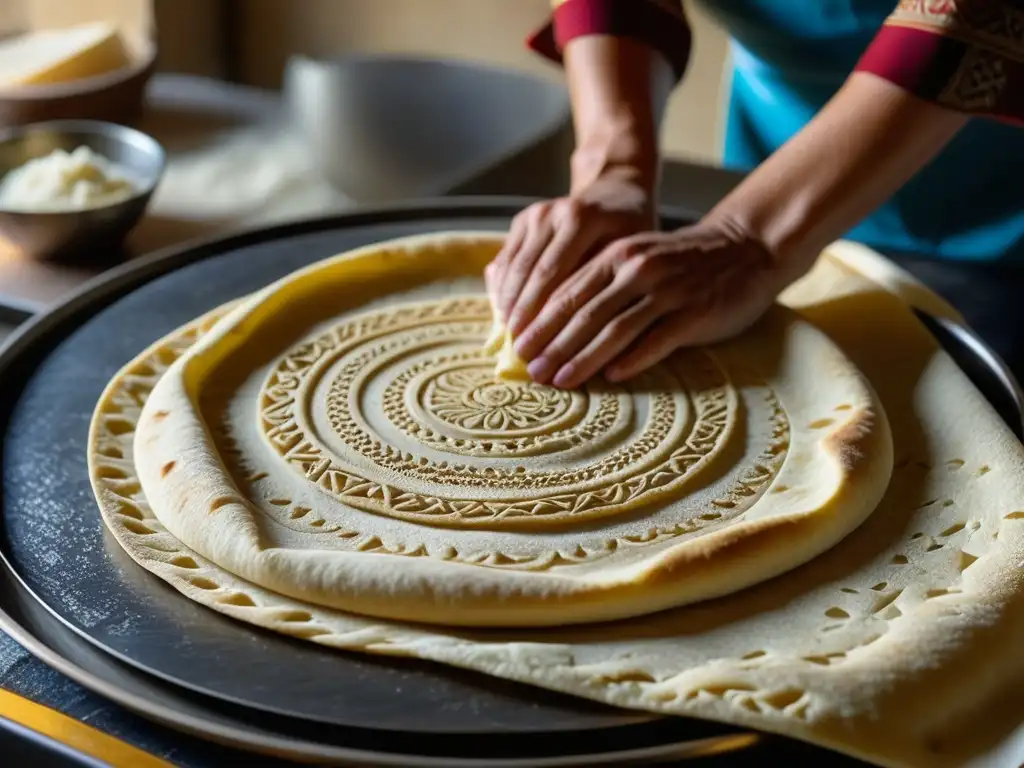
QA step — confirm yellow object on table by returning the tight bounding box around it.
[0,23,131,87]
[0,688,171,767]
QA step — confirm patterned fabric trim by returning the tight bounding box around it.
[856,1,1024,125]
[527,0,692,82]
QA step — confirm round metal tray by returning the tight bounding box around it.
[0,199,1019,766]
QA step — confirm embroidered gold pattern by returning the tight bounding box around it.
[941,47,1008,108]
[888,1,1024,62]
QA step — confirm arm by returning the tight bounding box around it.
[707,0,1024,282]
[704,72,969,285]
[516,75,970,388]
[533,0,691,195]
[564,34,674,200]
[491,0,691,331]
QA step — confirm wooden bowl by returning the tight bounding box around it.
[0,38,157,128]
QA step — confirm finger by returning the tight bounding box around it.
[513,259,613,363]
[484,263,502,319]
[514,234,647,361]
[605,305,707,382]
[492,209,533,266]
[506,221,606,337]
[485,228,526,314]
[489,217,528,284]
[527,281,637,386]
[552,296,661,389]
[496,212,554,321]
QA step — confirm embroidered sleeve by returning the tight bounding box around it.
[855,1,1024,124]
[526,0,692,82]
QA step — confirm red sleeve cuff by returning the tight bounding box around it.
[527,0,691,83]
[855,25,1024,127]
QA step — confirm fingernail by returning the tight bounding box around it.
[552,365,575,389]
[528,358,553,383]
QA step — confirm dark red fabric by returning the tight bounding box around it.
[856,23,1024,127]
[526,0,692,82]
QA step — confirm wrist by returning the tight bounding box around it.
[703,74,968,285]
[570,118,659,196]
[702,140,848,285]
[702,196,818,287]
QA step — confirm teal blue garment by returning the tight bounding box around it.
[699,0,1024,263]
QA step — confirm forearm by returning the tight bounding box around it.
[564,35,675,195]
[706,72,968,282]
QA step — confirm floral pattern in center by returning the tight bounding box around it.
[425,367,573,434]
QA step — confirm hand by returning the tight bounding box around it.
[485,169,654,336]
[512,222,787,389]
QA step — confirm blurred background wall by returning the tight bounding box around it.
[2,0,731,163]
[224,1,730,164]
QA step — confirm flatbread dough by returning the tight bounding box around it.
[121,233,890,628]
[87,235,1024,767]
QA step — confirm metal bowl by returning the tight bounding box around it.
[0,120,165,261]
[284,55,572,203]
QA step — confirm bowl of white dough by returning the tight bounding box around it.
[0,119,165,261]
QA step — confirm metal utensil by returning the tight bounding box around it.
[284,55,572,203]
[0,119,165,261]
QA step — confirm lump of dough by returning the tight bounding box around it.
[483,318,530,381]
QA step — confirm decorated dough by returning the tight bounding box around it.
[88,237,1024,767]
[122,233,890,628]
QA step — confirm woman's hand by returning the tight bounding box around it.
[484,167,655,336]
[512,222,788,389]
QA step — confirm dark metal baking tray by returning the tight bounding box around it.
[0,198,1019,766]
